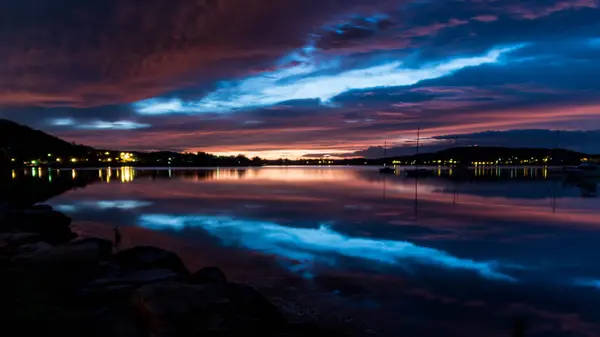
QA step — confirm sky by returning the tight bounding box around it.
[1,0,600,158]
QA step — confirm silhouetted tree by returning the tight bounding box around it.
[251,156,262,166]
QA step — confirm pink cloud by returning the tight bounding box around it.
[472,15,499,22]
[408,19,469,37]
[508,0,597,20]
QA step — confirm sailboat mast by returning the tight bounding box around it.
[415,127,421,166]
[384,141,387,158]
[382,141,387,167]
[416,127,420,155]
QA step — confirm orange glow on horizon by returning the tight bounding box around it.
[198,149,354,160]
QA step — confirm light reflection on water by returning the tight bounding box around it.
[138,214,515,281]
[38,167,600,337]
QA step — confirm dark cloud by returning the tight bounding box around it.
[0,0,395,107]
[1,0,599,158]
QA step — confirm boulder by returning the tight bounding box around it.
[28,204,54,212]
[10,241,53,262]
[0,233,46,265]
[190,266,227,285]
[80,268,182,301]
[228,282,286,326]
[0,232,43,248]
[16,210,75,244]
[84,305,141,337]
[130,282,285,337]
[24,238,113,265]
[7,239,114,301]
[113,246,189,277]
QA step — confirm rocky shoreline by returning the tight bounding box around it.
[0,203,358,337]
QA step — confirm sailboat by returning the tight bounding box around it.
[379,141,396,174]
[404,127,434,178]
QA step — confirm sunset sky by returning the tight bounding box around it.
[1,0,600,158]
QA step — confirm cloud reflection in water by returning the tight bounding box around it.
[55,200,152,212]
[575,279,600,289]
[138,214,515,281]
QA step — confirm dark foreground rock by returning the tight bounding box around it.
[114,245,191,277]
[131,282,286,337]
[2,205,76,244]
[190,266,228,285]
[0,204,356,337]
[19,238,113,265]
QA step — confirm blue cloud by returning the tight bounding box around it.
[133,44,525,115]
[49,118,150,130]
[574,279,600,289]
[54,200,153,213]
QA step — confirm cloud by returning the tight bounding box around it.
[52,118,76,126]
[133,44,524,114]
[2,0,597,110]
[0,0,394,107]
[55,200,153,213]
[505,0,598,20]
[81,121,151,130]
[138,213,516,281]
[574,279,600,289]
[49,118,150,130]
[1,0,600,159]
[472,15,499,22]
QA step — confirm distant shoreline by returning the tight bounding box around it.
[2,163,580,169]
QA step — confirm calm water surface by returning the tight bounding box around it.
[29,167,600,336]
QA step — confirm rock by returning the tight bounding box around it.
[280,323,352,337]
[29,204,54,212]
[131,282,286,337]
[85,305,141,337]
[93,269,181,287]
[113,246,189,277]
[16,210,75,244]
[228,282,286,326]
[130,282,229,337]
[190,266,227,285]
[11,241,53,261]
[0,234,45,265]
[80,268,182,301]
[7,239,114,303]
[24,238,113,265]
[0,232,43,247]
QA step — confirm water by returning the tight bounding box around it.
[17,166,600,336]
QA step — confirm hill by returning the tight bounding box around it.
[0,119,94,161]
[0,119,253,167]
[387,146,587,165]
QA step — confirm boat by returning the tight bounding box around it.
[379,167,396,174]
[379,141,396,174]
[402,126,434,178]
